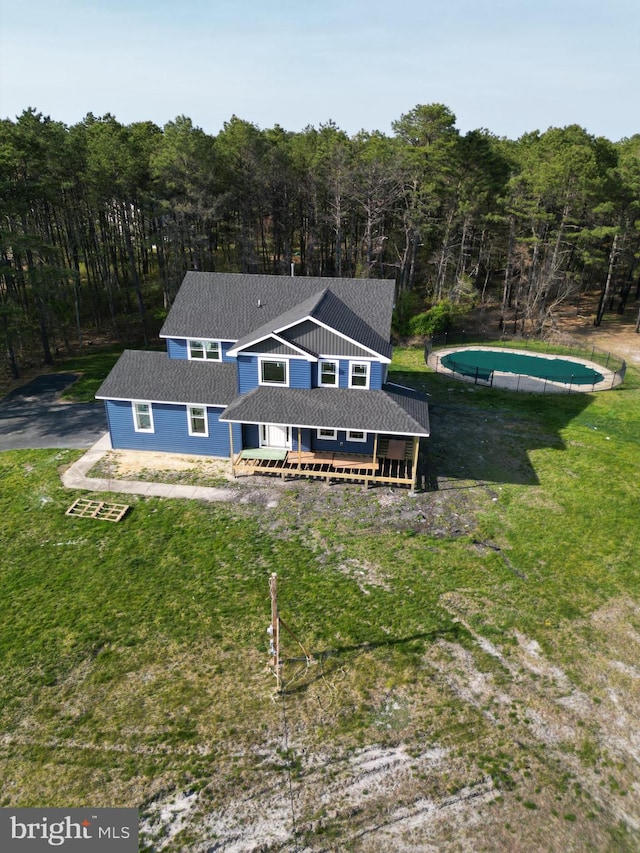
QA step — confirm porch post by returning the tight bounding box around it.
[370,432,379,488]
[411,436,420,491]
[228,422,236,478]
[297,427,302,469]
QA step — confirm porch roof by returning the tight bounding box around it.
[220,384,430,437]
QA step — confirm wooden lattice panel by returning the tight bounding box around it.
[66,498,129,522]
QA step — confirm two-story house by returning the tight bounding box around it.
[96,272,430,488]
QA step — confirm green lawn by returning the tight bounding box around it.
[0,347,639,851]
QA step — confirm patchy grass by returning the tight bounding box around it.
[0,349,639,851]
[57,346,160,403]
[55,347,125,402]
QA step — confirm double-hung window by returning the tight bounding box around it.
[187,405,208,437]
[317,428,337,441]
[319,359,338,387]
[260,359,288,385]
[132,401,154,433]
[349,361,369,388]
[189,339,221,361]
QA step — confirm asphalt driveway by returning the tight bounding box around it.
[0,374,108,451]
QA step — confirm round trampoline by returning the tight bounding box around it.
[429,346,620,393]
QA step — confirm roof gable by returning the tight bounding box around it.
[238,334,316,359]
[281,320,375,359]
[227,285,392,361]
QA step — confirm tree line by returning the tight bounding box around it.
[1,104,639,380]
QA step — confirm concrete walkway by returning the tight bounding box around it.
[61,434,239,503]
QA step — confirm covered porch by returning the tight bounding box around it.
[230,435,422,489]
[221,383,430,490]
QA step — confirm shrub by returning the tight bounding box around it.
[392,290,423,338]
[408,300,454,337]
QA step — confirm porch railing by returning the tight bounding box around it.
[232,444,420,488]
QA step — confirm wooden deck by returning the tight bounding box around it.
[233,442,420,488]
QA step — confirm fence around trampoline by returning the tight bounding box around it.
[425,332,626,394]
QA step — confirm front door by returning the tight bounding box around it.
[260,424,291,449]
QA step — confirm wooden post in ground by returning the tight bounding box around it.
[268,573,281,693]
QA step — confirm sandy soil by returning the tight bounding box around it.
[98,449,235,481]
[137,596,640,852]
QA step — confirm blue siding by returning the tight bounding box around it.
[166,338,236,362]
[329,360,384,389]
[242,423,260,449]
[238,355,258,393]
[298,428,312,451]
[289,427,309,451]
[288,359,311,388]
[166,338,188,359]
[221,342,235,362]
[369,361,384,390]
[240,424,311,451]
[311,431,375,454]
[105,400,240,458]
[339,360,349,388]
[238,355,311,391]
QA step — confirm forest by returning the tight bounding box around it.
[1,103,639,381]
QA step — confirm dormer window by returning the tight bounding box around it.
[349,361,369,389]
[259,358,288,386]
[188,339,221,361]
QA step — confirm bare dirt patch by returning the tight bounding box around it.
[137,596,640,852]
[472,296,640,364]
[92,449,235,484]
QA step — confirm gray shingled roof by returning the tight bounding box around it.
[229,287,392,360]
[229,290,327,354]
[220,384,430,437]
[160,273,396,354]
[309,289,392,359]
[282,321,373,359]
[95,350,238,406]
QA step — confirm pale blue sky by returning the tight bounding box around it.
[1,0,637,140]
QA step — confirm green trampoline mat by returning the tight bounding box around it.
[441,350,604,385]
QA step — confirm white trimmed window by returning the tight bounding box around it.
[132,401,154,433]
[259,358,288,385]
[347,430,367,443]
[349,361,369,388]
[317,428,337,441]
[319,359,339,387]
[187,405,208,437]
[188,339,221,361]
